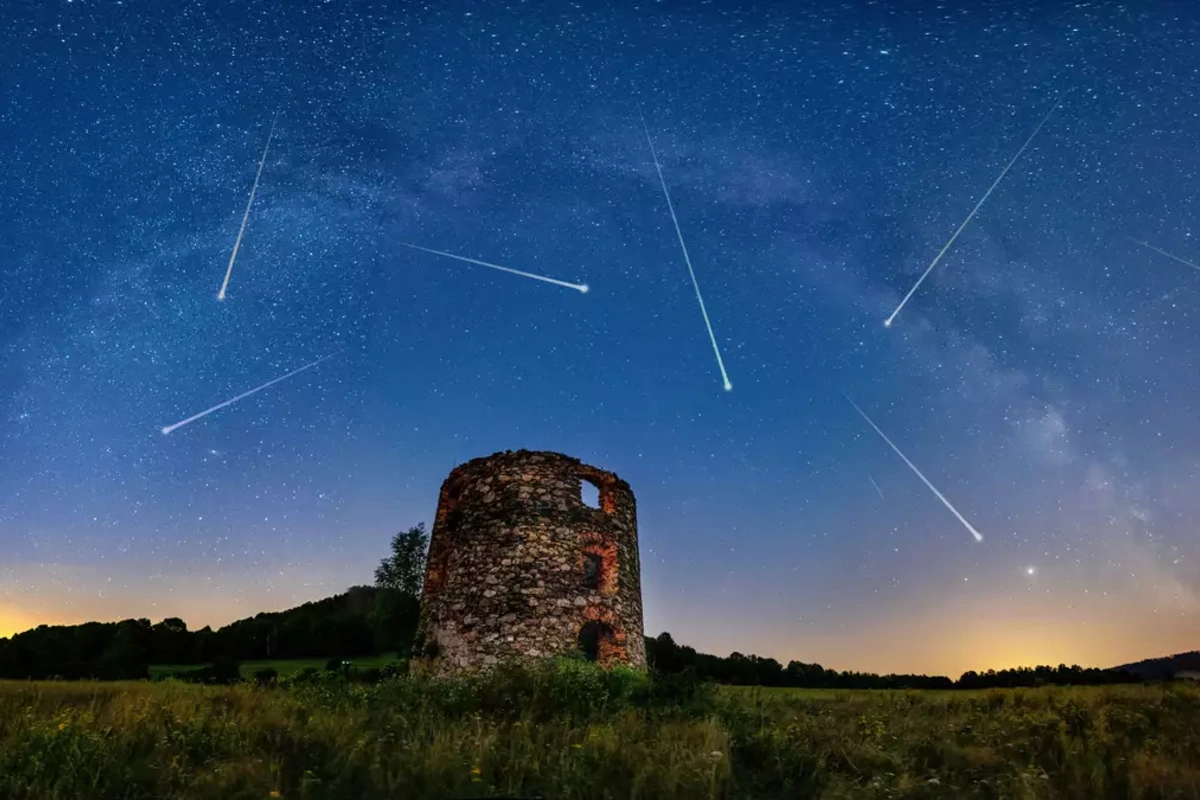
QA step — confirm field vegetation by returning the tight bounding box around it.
[2,658,1198,800]
[147,654,402,681]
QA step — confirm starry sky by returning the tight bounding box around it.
[2,0,1198,677]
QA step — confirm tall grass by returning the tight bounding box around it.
[1,660,1197,799]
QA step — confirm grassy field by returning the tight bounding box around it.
[148,654,402,680]
[1,662,1198,799]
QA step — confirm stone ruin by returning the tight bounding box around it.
[415,449,646,674]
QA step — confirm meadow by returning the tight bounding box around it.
[148,654,401,680]
[1,660,1198,799]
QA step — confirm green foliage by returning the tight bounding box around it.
[368,523,427,657]
[378,659,409,681]
[2,667,1199,799]
[253,667,277,685]
[367,585,420,656]
[156,658,242,685]
[152,654,403,682]
[373,523,429,597]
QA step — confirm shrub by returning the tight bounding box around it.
[209,657,241,684]
[356,667,382,684]
[279,667,321,688]
[253,668,278,686]
[379,660,409,681]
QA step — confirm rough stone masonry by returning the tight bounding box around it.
[415,449,646,675]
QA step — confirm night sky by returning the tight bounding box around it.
[2,0,1198,677]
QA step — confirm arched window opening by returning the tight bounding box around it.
[578,538,618,596]
[582,552,602,589]
[580,478,601,509]
[577,621,615,663]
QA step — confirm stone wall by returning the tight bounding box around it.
[416,450,646,675]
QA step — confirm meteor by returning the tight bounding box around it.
[1130,238,1200,274]
[868,474,885,500]
[218,111,280,301]
[161,350,342,435]
[398,242,589,293]
[641,116,733,392]
[846,396,984,543]
[884,97,1064,328]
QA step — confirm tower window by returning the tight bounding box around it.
[577,621,616,663]
[580,478,601,509]
[582,552,602,589]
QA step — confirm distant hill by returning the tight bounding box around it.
[1115,651,1200,681]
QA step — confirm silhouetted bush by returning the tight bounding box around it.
[641,666,717,712]
[379,660,409,681]
[209,657,241,684]
[280,667,321,688]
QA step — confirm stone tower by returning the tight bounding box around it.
[416,450,646,674]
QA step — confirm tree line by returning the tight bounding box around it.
[0,585,416,681]
[644,632,1143,689]
[0,524,1151,687]
[0,525,429,681]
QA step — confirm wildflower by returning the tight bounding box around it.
[58,723,67,731]
[269,792,281,798]
[470,767,481,776]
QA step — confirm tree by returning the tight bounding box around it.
[647,631,681,672]
[375,524,429,597]
[151,617,190,664]
[371,524,429,655]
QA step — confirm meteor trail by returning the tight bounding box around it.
[641,117,733,392]
[1131,239,1200,274]
[846,396,984,543]
[868,474,885,500]
[884,97,1064,328]
[398,242,589,293]
[161,350,342,435]
[218,111,280,301]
